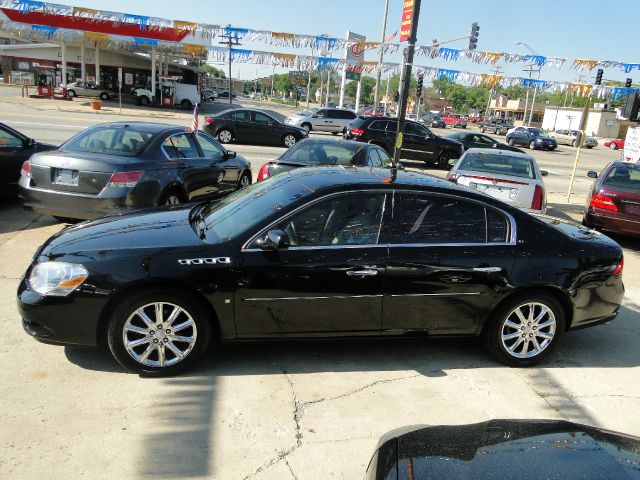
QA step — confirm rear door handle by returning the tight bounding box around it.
[473,266,502,273]
[347,269,379,277]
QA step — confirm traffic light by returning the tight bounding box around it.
[416,73,424,99]
[595,69,604,85]
[626,78,633,88]
[468,22,479,50]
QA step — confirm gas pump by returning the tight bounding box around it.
[160,75,180,108]
[36,68,55,97]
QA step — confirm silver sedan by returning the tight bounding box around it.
[447,148,548,213]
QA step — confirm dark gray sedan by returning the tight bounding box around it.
[19,122,252,220]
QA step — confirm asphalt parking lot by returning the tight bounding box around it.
[1,100,640,480]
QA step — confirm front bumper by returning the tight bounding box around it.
[18,278,107,347]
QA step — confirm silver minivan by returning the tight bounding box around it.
[285,107,357,134]
[553,129,598,148]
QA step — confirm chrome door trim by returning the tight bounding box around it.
[243,294,384,301]
[389,292,482,297]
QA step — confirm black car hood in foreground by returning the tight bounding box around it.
[372,419,640,480]
[38,205,201,258]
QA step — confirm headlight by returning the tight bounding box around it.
[28,262,88,297]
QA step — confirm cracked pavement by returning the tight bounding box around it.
[1,175,640,479]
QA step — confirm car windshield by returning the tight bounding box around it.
[433,116,442,121]
[297,108,319,117]
[61,126,154,157]
[459,152,536,179]
[603,164,640,190]
[201,173,309,243]
[528,129,547,137]
[277,141,368,166]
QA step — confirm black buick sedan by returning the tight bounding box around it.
[204,108,307,148]
[18,167,623,375]
[19,122,251,220]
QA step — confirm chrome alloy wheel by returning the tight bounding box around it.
[500,302,556,359]
[284,134,297,147]
[239,174,250,188]
[218,130,232,143]
[164,195,181,205]
[122,302,198,368]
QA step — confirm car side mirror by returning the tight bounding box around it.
[256,229,290,251]
[587,171,598,178]
[224,150,237,159]
[540,170,549,177]
[25,138,36,148]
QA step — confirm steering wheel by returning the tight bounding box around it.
[327,156,339,165]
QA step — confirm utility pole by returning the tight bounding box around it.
[486,66,502,118]
[528,66,541,126]
[219,26,241,105]
[567,98,591,201]
[373,0,390,111]
[522,65,536,125]
[393,0,422,167]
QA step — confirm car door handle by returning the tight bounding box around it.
[346,269,379,277]
[473,266,502,273]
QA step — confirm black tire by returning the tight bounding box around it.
[217,128,233,144]
[301,123,312,133]
[107,289,212,375]
[181,99,192,110]
[609,143,618,150]
[483,291,565,367]
[237,171,251,190]
[159,189,185,206]
[437,151,454,170]
[140,95,150,106]
[480,127,485,133]
[508,138,515,146]
[529,141,536,150]
[100,92,110,101]
[496,128,502,135]
[572,139,577,147]
[66,89,76,98]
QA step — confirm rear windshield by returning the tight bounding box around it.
[62,126,154,157]
[459,152,536,179]
[603,164,640,190]
[349,116,370,128]
[278,141,368,166]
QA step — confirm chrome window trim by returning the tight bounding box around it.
[241,189,391,252]
[390,292,482,297]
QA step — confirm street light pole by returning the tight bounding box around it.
[219,26,241,105]
[373,0,390,111]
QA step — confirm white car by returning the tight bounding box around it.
[284,107,357,134]
[447,148,548,213]
[553,129,598,148]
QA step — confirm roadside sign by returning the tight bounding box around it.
[118,67,123,84]
[118,68,122,114]
[400,0,416,42]
[624,127,640,162]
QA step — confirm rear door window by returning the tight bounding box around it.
[163,133,200,159]
[231,110,250,122]
[369,120,388,131]
[392,194,509,244]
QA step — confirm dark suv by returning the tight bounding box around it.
[344,116,464,168]
[480,118,514,135]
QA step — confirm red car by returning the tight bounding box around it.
[583,161,640,236]
[604,138,624,150]
[441,114,468,128]
[469,116,484,123]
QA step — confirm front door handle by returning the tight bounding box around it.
[347,269,379,277]
[473,266,502,273]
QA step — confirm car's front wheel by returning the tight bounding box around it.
[66,89,76,98]
[609,143,618,150]
[529,141,536,150]
[283,134,297,148]
[437,151,454,170]
[496,128,502,135]
[237,171,251,190]
[100,92,110,100]
[107,290,212,375]
[508,138,515,146]
[483,292,565,367]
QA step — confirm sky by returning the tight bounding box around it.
[56,0,640,86]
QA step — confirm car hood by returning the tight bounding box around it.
[37,205,203,259]
[379,419,640,479]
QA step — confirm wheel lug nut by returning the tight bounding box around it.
[521,327,525,331]
[153,338,159,343]
[149,330,155,335]
[533,326,537,330]
[157,324,162,329]
[529,333,533,337]
[528,322,531,326]
[166,329,171,334]
[163,338,169,342]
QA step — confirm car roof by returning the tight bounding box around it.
[83,122,186,133]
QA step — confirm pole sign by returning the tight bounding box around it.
[345,32,366,81]
[400,0,416,42]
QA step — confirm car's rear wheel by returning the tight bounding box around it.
[107,290,211,375]
[609,143,618,150]
[496,128,502,135]
[529,141,536,150]
[181,99,192,110]
[100,92,110,100]
[159,189,185,206]
[217,129,233,144]
[508,138,515,146]
[140,95,150,106]
[283,134,297,148]
[480,127,485,133]
[572,139,577,147]
[483,292,565,367]
[301,123,311,133]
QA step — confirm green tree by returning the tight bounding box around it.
[344,75,377,104]
[203,65,225,78]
